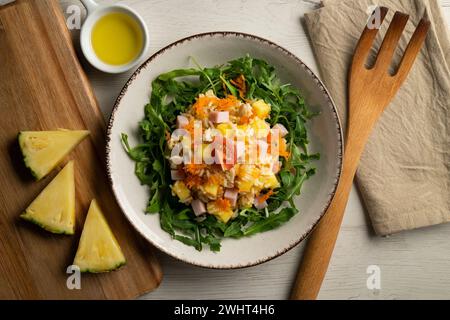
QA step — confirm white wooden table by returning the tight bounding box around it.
[60,0,450,299]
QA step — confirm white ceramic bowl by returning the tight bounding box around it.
[106,32,343,268]
[80,1,149,74]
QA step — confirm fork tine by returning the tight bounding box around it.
[352,7,388,67]
[395,18,431,79]
[375,12,409,69]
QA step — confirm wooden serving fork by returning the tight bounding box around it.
[290,7,430,300]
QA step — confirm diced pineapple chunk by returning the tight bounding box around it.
[251,117,270,139]
[261,173,280,189]
[171,181,191,203]
[207,200,234,223]
[236,165,260,192]
[252,100,271,119]
[237,165,260,180]
[236,180,253,193]
[216,123,233,137]
[203,182,219,197]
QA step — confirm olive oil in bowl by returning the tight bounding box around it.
[91,12,144,66]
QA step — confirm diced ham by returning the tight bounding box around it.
[171,169,185,181]
[272,124,288,137]
[224,188,238,207]
[209,111,229,123]
[254,197,268,210]
[191,199,207,216]
[176,115,189,128]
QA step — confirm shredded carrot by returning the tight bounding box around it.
[184,119,195,134]
[216,95,238,111]
[192,96,219,118]
[258,190,274,203]
[185,174,202,188]
[215,198,231,211]
[184,163,206,175]
[239,115,250,125]
[207,173,224,185]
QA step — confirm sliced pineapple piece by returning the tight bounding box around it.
[18,129,89,180]
[21,161,75,235]
[73,199,126,273]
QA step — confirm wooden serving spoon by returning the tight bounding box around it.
[290,7,431,300]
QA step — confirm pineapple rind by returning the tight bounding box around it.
[79,261,126,274]
[20,216,74,235]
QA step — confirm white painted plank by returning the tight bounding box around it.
[58,0,450,300]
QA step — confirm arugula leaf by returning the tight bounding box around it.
[224,221,244,238]
[243,207,298,236]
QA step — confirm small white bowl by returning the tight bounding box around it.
[79,0,149,74]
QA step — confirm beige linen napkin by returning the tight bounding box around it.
[304,0,450,235]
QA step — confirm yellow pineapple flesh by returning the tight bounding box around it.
[18,129,89,180]
[21,161,75,235]
[252,100,271,119]
[73,199,126,273]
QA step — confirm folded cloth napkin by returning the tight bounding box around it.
[304,0,450,235]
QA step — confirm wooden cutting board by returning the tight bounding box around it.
[0,0,162,299]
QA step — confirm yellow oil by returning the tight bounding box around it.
[91,12,143,66]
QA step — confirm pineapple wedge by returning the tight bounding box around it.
[252,100,271,119]
[21,161,75,235]
[73,199,126,273]
[18,129,89,180]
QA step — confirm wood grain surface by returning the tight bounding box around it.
[291,10,430,299]
[0,0,161,299]
[57,0,449,300]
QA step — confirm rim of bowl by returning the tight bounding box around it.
[80,4,149,74]
[105,31,344,269]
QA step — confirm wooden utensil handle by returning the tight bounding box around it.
[290,136,365,300]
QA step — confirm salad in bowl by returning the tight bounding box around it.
[122,55,319,252]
